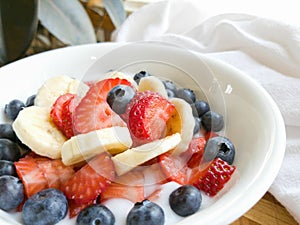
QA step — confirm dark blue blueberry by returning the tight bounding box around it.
[4,99,25,121]
[169,185,201,217]
[175,88,196,104]
[0,138,21,161]
[22,188,68,225]
[0,175,24,211]
[76,204,115,225]
[193,117,201,135]
[166,89,176,98]
[162,80,177,92]
[126,199,164,225]
[133,71,151,84]
[0,123,17,141]
[203,136,235,164]
[25,95,36,107]
[0,160,17,176]
[200,111,224,132]
[191,100,210,118]
[107,84,136,114]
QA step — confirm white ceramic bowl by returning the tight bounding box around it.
[0,42,285,225]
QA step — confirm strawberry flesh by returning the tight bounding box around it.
[181,137,206,168]
[61,153,115,204]
[190,157,236,196]
[73,78,131,134]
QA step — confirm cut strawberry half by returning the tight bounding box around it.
[190,158,236,196]
[158,152,188,185]
[101,171,144,203]
[125,91,175,146]
[61,153,115,204]
[61,95,76,138]
[14,156,48,198]
[73,78,131,134]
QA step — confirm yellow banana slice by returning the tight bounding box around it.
[61,126,132,166]
[12,106,66,159]
[112,133,181,176]
[138,76,168,98]
[34,75,89,108]
[166,98,195,155]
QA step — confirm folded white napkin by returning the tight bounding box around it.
[113,1,300,223]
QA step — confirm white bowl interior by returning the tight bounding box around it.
[0,42,285,225]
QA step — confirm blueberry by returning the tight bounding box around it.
[169,185,201,217]
[0,175,24,211]
[126,199,164,225]
[76,204,115,225]
[166,89,176,98]
[0,160,17,176]
[0,123,17,141]
[191,100,210,118]
[175,88,196,104]
[193,117,201,135]
[200,111,224,132]
[25,95,36,107]
[133,71,151,84]
[22,188,68,225]
[4,99,25,121]
[0,138,21,161]
[163,80,177,92]
[203,136,235,164]
[107,85,136,114]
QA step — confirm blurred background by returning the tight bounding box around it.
[0,0,298,66]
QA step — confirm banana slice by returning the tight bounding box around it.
[61,126,132,166]
[34,75,89,108]
[112,133,181,176]
[12,106,67,159]
[166,98,195,155]
[138,76,168,98]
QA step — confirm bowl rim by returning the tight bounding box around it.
[0,42,286,225]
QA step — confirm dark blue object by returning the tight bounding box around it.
[204,136,235,164]
[4,99,25,121]
[133,71,151,84]
[169,185,201,217]
[0,160,17,176]
[0,138,21,161]
[175,88,196,104]
[191,100,210,118]
[107,84,136,114]
[0,175,24,211]
[22,188,68,225]
[0,123,17,141]
[200,111,224,132]
[126,199,165,225]
[76,204,115,225]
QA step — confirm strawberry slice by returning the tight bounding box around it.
[68,199,97,218]
[126,91,175,146]
[61,153,115,204]
[101,171,144,203]
[189,158,236,196]
[203,131,218,141]
[73,78,131,134]
[36,158,75,189]
[50,93,76,138]
[181,137,206,168]
[158,152,188,185]
[14,155,48,198]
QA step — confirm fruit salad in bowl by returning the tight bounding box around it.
[0,42,285,225]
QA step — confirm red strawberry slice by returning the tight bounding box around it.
[101,171,144,203]
[203,131,218,141]
[61,95,76,138]
[61,153,115,204]
[14,156,48,198]
[36,158,75,189]
[158,152,188,185]
[181,137,206,168]
[190,158,236,196]
[126,91,175,146]
[50,93,76,138]
[73,78,131,134]
[68,199,97,218]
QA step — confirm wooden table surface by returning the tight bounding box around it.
[231,192,298,225]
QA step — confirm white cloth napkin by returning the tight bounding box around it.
[112,0,300,223]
